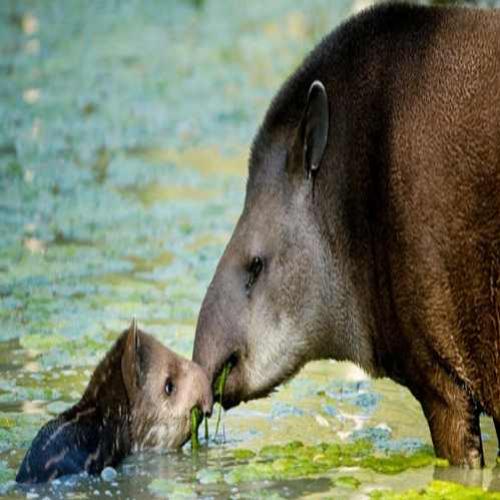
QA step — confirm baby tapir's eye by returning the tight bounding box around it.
[165,378,175,396]
[246,256,263,294]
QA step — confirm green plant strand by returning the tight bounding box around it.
[191,406,202,450]
[214,363,231,437]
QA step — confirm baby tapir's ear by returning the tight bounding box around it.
[122,319,148,399]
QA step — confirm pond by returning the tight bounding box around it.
[1,0,500,498]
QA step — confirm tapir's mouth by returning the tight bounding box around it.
[212,352,240,410]
[212,351,284,410]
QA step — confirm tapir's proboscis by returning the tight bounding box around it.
[193,3,500,468]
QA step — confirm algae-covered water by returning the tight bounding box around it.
[1,1,500,498]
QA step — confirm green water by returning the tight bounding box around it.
[1,0,500,498]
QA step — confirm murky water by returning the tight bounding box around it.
[1,1,500,498]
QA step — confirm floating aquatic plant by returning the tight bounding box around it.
[223,440,442,484]
[370,480,500,499]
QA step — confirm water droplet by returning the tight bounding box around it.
[101,466,117,482]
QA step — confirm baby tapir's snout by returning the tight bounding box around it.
[186,361,213,417]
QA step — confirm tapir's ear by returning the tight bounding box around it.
[121,319,146,399]
[302,80,329,178]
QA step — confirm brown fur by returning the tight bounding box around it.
[193,3,500,467]
[17,323,212,483]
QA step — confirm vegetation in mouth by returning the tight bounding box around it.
[191,406,203,450]
[214,362,232,437]
[190,361,232,450]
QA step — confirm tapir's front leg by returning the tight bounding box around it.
[419,375,483,468]
[494,419,500,460]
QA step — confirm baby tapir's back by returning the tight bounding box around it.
[16,406,127,484]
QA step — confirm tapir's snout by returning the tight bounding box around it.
[184,357,214,418]
[193,278,248,410]
[195,364,214,417]
[192,241,250,405]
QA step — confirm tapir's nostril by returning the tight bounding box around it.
[201,398,213,418]
[228,352,239,368]
[200,381,213,418]
[192,401,212,419]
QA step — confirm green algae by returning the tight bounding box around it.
[0,413,47,452]
[118,182,218,207]
[233,449,257,460]
[19,333,106,363]
[196,468,224,484]
[124,250,174,273]
[0,462,15,484]
[0,417,15,429]
[333,475,361,489]
[260,440,307,457]
[191,406,202,450]
[191,361,232,445]
[362,449,436,474]
[126,145,247,177]
[148,478,196,499]
[214,362,232,437]
[20,332,70,351]
[0,382,61,405]
[370,480,500,499]
[224,440,437,484]
[433,457,450,468]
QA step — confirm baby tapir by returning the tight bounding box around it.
[16,321,212,484]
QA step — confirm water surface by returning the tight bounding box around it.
[1,1,499,498]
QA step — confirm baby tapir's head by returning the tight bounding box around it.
[122,323,213,450]
[16,322,213,484]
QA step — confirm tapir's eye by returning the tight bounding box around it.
[165,378,175,396]
[246,256,263,294]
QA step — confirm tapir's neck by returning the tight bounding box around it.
[315,176,384,378]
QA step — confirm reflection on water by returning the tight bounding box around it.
[1,0,499,498]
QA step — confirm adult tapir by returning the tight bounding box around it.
[193,2,500,467]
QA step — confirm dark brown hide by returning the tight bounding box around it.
[193,3,500,467]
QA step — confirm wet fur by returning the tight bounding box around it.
[17,326,212,483]
[16,332,132,483]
